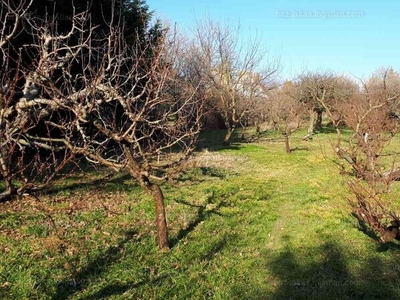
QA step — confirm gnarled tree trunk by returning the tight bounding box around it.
[148,182,169,250]
[303,108,316,140]
[284,133,291,154]
[223,126,235,145]
[135,173,169,250]
[316,109,323,129]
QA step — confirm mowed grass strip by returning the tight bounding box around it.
[1,129,400,299]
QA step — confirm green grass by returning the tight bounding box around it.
[2,129,400,299]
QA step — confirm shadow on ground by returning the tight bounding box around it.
[53,230,142,300]
[264,238,400,300]
[52,196,230,299]
[195,129,247,151]
[170,195,228,248]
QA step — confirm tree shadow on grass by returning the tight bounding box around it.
[169,194,229,248]
[80,273,169,300]
[265,238,400,300]
[290,146,309,152]
[316,126,338,134]
[196,129,246,151]
[48,172,138,196]
[53,229,143,300]
[376,241,400,252]
[351,212,381,242]
[53,229,230,300]
[178,167,229,184]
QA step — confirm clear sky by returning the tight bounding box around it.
[146,0,400,81]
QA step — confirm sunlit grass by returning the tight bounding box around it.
[1,128,400,299]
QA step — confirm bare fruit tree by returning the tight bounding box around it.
[1,2,204,249]
[267,81,307,154]
[335,68,400,243]
[0,0,77,200]
[294,70,355,140]
[184,18,279,144]
[336,70,400,180]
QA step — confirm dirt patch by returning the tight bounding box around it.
[185,149,248,169]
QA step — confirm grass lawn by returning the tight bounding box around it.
[2,128,400,299]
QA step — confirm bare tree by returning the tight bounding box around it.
[347,180,400,243]
[0,0,77,200]
[2,2,204,249]
[267,81,307,154]
[367,67,400,99]
[334,68,400,243]
[184,18,279,144]
[294,70,356,140]
[336,70,399,180]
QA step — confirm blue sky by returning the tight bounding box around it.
[146,0,400,81]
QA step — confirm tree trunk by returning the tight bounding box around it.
[303,109,316,140]
[256,126,261,136]
[316,110,323,129]
[223,126,234,145]
[0,149,16,201]
[124,148,170,250]
[148,182,169,250]
[308,109,316,135]
[0,148,9,186]
[284,133,291,154]
[335,128,341,147]
[254,119,261,136]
